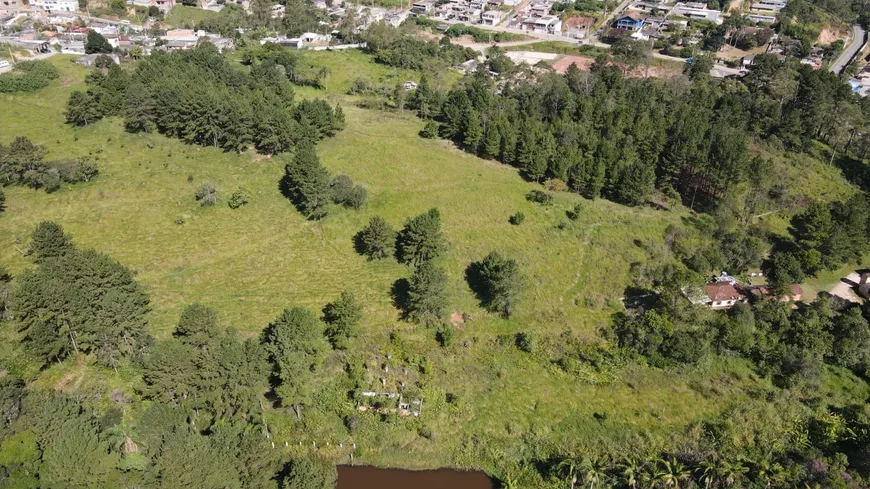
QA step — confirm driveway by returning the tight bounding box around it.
[829,272,863,303]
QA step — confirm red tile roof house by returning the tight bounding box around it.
[704,282,747,309]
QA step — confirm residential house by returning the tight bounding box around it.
[30,0,77,12]
[532,14,561,34]
[410,0,435,15]
[750,0,786,10]
[75,53,120,66]
[563,15,594,38]
[747,13,776,23]
[0,0,19,15]
[615,12,645,30]
[458,7,481,22]
[126,0,174,11]
[704,281,747,309]
[670,2,722,23]
[481,9,504,25]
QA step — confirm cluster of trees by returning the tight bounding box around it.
[13,222,151,371]
[0,60,60,93]
[66,44,344,154]
[241,42,331,89]
[281,138,364,219]
[355,210,525,321]
[418,51,869,210]
[0,377,338,489]
[0,136,98,193]
[361,21,477,70]
[0,220,361,488]
[539,390,870,489]
[765,195,870,294]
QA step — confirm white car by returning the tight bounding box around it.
[0,60,10,68]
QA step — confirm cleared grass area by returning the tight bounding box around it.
[1,54,865,477]
[504,40,608,57]
[164,5,219,27]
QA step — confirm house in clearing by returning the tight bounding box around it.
[704,281,746,309]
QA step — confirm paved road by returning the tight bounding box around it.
[830,24,866,74]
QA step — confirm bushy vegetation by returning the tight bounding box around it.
[0,60,59,93]
[0,136,98,192]
[67,44,343,154]
[362,22,477,70]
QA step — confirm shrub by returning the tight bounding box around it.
[0,61,60,93]
[355,216,397,260]
[435,324,455,347]
[330,175,367,209]
[196,181,218,206]
[0,188,5,213]
[515,331,537,353]
[420,120,439,139]
[545,178,568,192]
[346,185,367,209]
[228,187,250,209]
[566,203,582,221]
[526,190,553,205]
[508,211,525,225]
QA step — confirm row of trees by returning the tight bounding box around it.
[417,52,869,210]
[0,136,98,193]
[66,44,344,155]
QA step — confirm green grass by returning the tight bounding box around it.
[1,54,865,479]
[164,5,219,27]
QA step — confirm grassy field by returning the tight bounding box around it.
[0,53,865,480]
[164,5,220,27]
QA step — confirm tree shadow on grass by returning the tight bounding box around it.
[390,278,410,320]
[464,261,493,310]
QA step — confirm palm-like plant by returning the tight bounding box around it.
[654,458,690,489]
[581,455,608,489]
[558,458,579,489]
[619,457,641,489]
[719,458,748,487]
[696,460,717,489]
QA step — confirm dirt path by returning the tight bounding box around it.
[560,223,603,303]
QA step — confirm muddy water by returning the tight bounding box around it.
[336,465,497,489]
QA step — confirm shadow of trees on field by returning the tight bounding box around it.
[390,278,410,319]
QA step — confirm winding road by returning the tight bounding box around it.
[830,24,866,74]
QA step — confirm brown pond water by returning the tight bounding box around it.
[336,465,497,489]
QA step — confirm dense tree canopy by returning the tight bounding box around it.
[69,45,343,155]
[14,224,151,369]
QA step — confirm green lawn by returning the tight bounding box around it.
[0,54,863,480]
[164,5,219,27]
